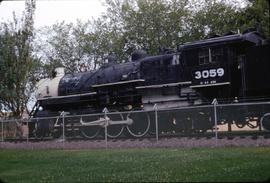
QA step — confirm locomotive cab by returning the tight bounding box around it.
[178,31,268,102]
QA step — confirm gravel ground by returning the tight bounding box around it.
[1,136,270,150]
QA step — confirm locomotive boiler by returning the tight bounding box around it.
[30,30,270,138]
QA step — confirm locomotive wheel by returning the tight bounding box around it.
[106,111,125,138]
[260,113,270,131]
[126,111,150,137]
[80,115,102,139]
[80,126,101,139]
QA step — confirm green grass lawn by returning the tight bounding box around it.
[0,147,270,182]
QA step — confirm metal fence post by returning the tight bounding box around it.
[60,111,70,144]
[212,98,218,146]
[15,119,17,139]
[36,118,39,139]
[62,112,65,143]
[153,104,158,144]
[27,119,29,143]
[1,118,3,142]
[103,107,109,149]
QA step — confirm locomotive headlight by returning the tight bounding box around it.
[122,74,128,80]
[172,118,177,125]
[127,105,133,110]
[238,64,241,69]
[124,105,133,110]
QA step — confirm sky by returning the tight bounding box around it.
[0,0,106,28]
[0,0,247,28]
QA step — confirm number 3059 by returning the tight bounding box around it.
[194,68,224,79]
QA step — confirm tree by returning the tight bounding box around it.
[0,0,37,117]
[188,0,241,39]
[35,20,111,74]
[187,0,269,39]
[35,22,82,74]
[237,0,269,37]
[102,0,191,55]
[35,0,269,76]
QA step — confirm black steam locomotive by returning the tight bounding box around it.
[30,30,270,138]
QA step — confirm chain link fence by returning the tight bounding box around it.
[1,101,270,147]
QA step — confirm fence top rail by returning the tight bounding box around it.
[0,118,30,123]
[216,101,270,107]
[1,100,270,122]
[146,100,270,113]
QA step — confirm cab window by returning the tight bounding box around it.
[199,47,223,65]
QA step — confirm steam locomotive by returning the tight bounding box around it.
[30,30,270,138]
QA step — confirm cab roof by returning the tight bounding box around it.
[178,31,264,51]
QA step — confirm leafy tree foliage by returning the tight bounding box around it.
[237,0,269,37]
[35,20,115,75]
[36,0,269,74]
[188,0,240,39]
[35,22,80,74]
[0,0,38,117]
[187,0,269,38]
[102,0,191,55]
[36,0,192,69]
